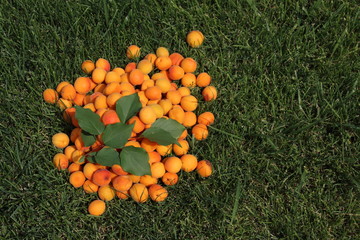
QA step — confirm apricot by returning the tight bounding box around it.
[180,154,198,172]
[103,82,121,96]
[52,133,70,149]
[116,190,130,199]
[196,72,211,87]
[88,199,106,216]
[58,99,72,112]
[137,59,153,74]
[169,52,184,66]
[129,183,148,203]
[180,95,198,112]
[113,67,125,76]
[196,160,212,177]
[139,106,157,125]
[60,84,76,100]
[168,65,185,81]
[128,174,141,183]
[156,144,172,156]
[127,116,145,134]
[158,99,172,115]
[111,164,128,175]
[71,149,85,164]
[92,67,107,84]
[43,89,59,104]
[68,162,82,173]
[126,45,141,59]
[105,71,121,84]
[183,111,197,128]
[73,93,85,106]
[173,139,189,156]
[148,151,162,164]
[56,81,70,93]
[93,84,106,94]
[112,175,133,191]
[64,145,77,160]
[53,153,69,170]
[149,184,168,202]
[150,162,166,178]
[156,47,169,57]
[92,169,112,187]
[83,163,99,180]
[139,175,158,187]
[144,53,157,64]
[180,57,197,73]
[81,60,95,75]
[98,185,116,201]
[181,73,196,88]
[106,92,122,109]
[83,180,99,193]
[70,127,81,143]
[69,171,86,188]
[83,103,96,112]
[155,56,172,71]
[166,90,182,105]
[186,30,205,48]
[168,107,185,124]
[140,79,155,91]
[125,62,137,73]
[145,86,162,100]
[129,69,144,86]
[94,94,108,110]
[163,156,182,174]
[96,58,110,71]
[124,140,141,148]
[198,112,215,126]
[192,123,209,140]
[155,78,171,93]
[162,172,179,186]
[74,77,91,94]
[101,110,121,125]
[178,87,191,97]
[202,86,218,101]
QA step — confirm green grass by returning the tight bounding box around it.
[1,0,359,239]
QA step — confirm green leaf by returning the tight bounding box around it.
[141,118,185,146]
[120,146,151,176]
[94,147,120,167]
[115,93,142,123]
[102,123,134,149]
[85,151,97,163]
[81,131,96,147]
[74,106,105,135]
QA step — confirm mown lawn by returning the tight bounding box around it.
[0,0,359,239]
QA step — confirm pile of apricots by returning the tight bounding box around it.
[43,31,218,216]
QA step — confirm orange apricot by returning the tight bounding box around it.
[81,60,95,75]
[94,94,108,110]
[113,67,125,75]
[168,107,185,124]
[83,103,96,112]
[70,128,81,143]
[68,162,82,173]
[43,89,59,104]
[183,111,197,128]
[202,86,218,101]
[148,151,161,164]
[83,163,100,180]
[137,59,153,74]
[105,71,121,84]
[95,58,111,71]
[129,69,145,86]
[145,86,162,100]
[141,79,155,91]
[162,172,178,186]
[74,77,91,94]
[144,53,157,64]
[192,124,208,140]
[173,139,189,156]
[98,185,116,201]
[64,145,77,160]
[125,62,137,73]
[197,112,215,126]
[180,57,197,73]
[83,180,99,193]
[139,106,157,125]
[181,73,196,88]
[112,175,133,191]
[139,175,158,187]
[106,92,122,109]
[149,184,168,202]
[52,133,70,149]
[73,93,85,106]
[56,81,70,93]
[196,72,211,87]
[180,95,198,112]
[116,190,130,199]
[155,56,172,71]
[127,116,145,133]
[196,160,212,177]
[158,99,172,115]
[186,30,204,48]
[88,199,106,216]
[166,90,182,105]
[155,78,171,93]
[126,45,141,59]
[103,82,121,96]
[69,171,86,188]
[163,156,182,173]
[53,153,69,170]
[177,87,191,97]
[181,154,198,172]
[92,67,107,84]
[128,174,141,183]
[156,144,172,156]
[101,110,120,125]
[150,162,166,178]
[140,138,158,152]
[129,183,148,203]
[169,52,184,66]
[71,150,85,164]
[156,47,169,57]
[168,65,185,81]
[60,84,76,100]
[179,129,188,140]
[111,164,129,175]
[93,83,106,94]
[92,169,112,187]
[124,140,141,148]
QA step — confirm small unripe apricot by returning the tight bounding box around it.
[52,133,70,149]
[43,89,59,104]
[149,184,168,202]
[88,199,106,216]
[196,160,212,177]
[186,30,205,48]
[129,183,148,203]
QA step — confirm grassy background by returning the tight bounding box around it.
[1,0,359,239]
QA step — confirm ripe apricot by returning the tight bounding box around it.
[202,86,217,101]
[43,89,59,104]
[173,139,189,156]
[140,79,155,91]
[69,171,86,188]
[111,164,128,175]
[156,144,172,156]
[129,69,144,86]
[139,175,158,187]
[68,163,82,173]
[192,124,209,140]
[178,87,191,97]
[61,84,76,100]
[103,82,121,96]
[83,103,96,112]
[168,65,185,81]
[116,190,129,200]
[112,175,133,191]
[148,151,161,164]
[52,133,70,149]
[128,174,141,183]
[162,172,178,186]
[180,57,197,73]
[95,58,111,71]
[155,78,171,93]
[196,160,212,177]
[127,116,145,133]
[53,153,69,170]
[93,83,106,93]
[124,140,141,148]
[155,56,172,71]
[81,60,95,75]
[73,93,85,106]
[83,163,99,180]
[64,145,77,160]
[180,154,198,172]
[88,199,106,216]
[148,104,164,119]
[94,94,108,110]
[106,92,122,109]
[125,62,137,73]
[139,106,157,125]
[92,67,107,84]
[71,150,85,164]
[129,183,148,203]
[169,52,184,66]
[168,107,185,124]
[180,95,198,112]
[101,110,120,125]
[156,47,169,57]
[113,67,125,76]
[56,81,70,93]
[98,185,116,201]
[158,99,172,115]
[150,162,166,178]
[105,71,121,84]
[149,184,168,202]
[92,169,112,187]
[145,86,162,100]
[183,111,197,128]
[137,59,153,74]
[144,53,157,64]
[74,77,91,94]
[186,30,205,48]
[140,138,158,152]
[196,72,211,87]
[83,180,99,193]
[70,128,81,143]
[198,112,215,126]
[166,90,182,105]
[126,45,141,59]
[163,156,182,174]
